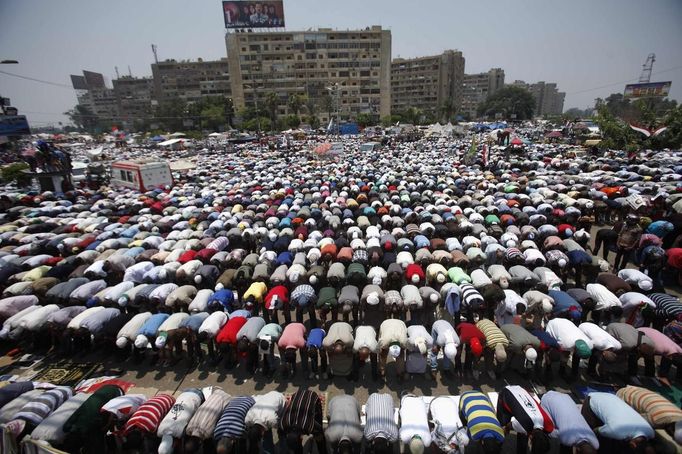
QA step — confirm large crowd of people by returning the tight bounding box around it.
[1,132,682,453]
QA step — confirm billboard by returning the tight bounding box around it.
[0,116,31,136]
[222,1,285,28]
[83,70,105,89]
[624,81,672,99]
[70,75,88,90]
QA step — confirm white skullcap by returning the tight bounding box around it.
[542,300,553,314]
[444,343,457,361]
[388,344,401,358]
[525,347,538,363]
[639,280,653,291]
[411,274,420,284]
[134,334,149,349]
[116,337,128,348]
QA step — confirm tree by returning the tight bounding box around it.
[264,92,280,131]
[439,100,456,123]
[306,115,320,129]
[285,115,301,129]
[477,86,535,120]
[224,97,235,128]
[154,98,187,131]
[287,94,306,116]
[594,104,635,150]
[321,93,334,121]
[305,96,317,116]
[356,113,375,128]
[563,107,593,120]
[400,107,423,125]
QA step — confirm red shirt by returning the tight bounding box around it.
[405,264,425,281]
[177,250,198,264]
[265,285,289,309]
[215,316,247,345]
[456,322,485,344]
[667,248,682,269]
[195,248,217,263]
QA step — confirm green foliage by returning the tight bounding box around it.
[381,115,396,127]
[1,162,30,186]
[356,113,376,128]
[594,104,635,150]
[242,117,271,132]
[264,92,280,130]
[154,98,187,131]
[287,94,306,116]
[440,101,457,123]
[306,115,320,129]
[64,105,104,133]
[284,115,301,129]
[477,86,535,120]
[398,107,423,125]
[321,93,334,118]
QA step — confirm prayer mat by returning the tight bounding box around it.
[31,362,98,387]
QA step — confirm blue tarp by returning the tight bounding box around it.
[151,135,165,142]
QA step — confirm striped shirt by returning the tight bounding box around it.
[476,319,509,348]
[280,389,323,434]
[214,396,255,439]
[650,293,682,319]
[364,393,398,442]
[617,385,682,428]
[13,386,73,425]
[460,283,484,309]
[291,285,316,307]
[459,391,505,443]
[185,390,232,440]
[123,394,175,435]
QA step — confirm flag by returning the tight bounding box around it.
[482,144,488,166]
[465,136,477,165]
[629,124,652,137]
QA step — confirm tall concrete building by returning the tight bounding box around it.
[151,58,231,103]
[511,80,565,116]
[70,70,119,123]
[460,68,505,119]
[225,26,392,122]
[112,76,154,127]
[390,50,465,119]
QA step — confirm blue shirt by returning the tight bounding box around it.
[180,312,209,332]
[209,289,235,311]
[540,391,598,449]
[587,392,654,441]
[138,313,169,337]
[646,221,673,239]
[307,328,325,348]
[230,309,252,319]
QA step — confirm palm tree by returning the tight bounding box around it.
[287,94,306,116]
[440,100,456,123]
[264,92,280,131]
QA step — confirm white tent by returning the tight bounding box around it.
[158,138,185,147]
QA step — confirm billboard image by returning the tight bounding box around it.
[223,1,285,28]
[70,75,88,90]
[0,116,31,136]
[624,81,672,99]
[83,70,105,89]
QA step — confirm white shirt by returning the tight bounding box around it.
[245,391,284,430]
[198,311,228,337]
[586,283,621,311]
[189,289,213,313]
[67,306,104,330]
[400,396,432,447]
[353,326,378,353]
[545,318,593,350]
[579,322,622,351]
[158,312,189,332]
[618,269,653,288]
[117,312,152,341]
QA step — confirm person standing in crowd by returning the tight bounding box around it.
[614,214,643,271]
[496,385,554,454]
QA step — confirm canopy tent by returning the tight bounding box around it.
[158,138,185,147]
[169,132,186,138]
[546,130,563,138]
[169,160,197,172]
[86,147,104,160]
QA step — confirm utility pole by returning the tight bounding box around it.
[114,66,120,79]
[151,44,159,64]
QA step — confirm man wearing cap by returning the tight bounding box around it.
[184,389,232,452]
[429,319,460,378]
[322,321,354,379]
[455,321,486,378]
[154,312,190,366]
[406,324,434,378]
[497,385,554,454]
[156,389,204,454]
[378,318,407,381]
[256,322,282,377]
[545,317,593,380]
[400,394,432,454]
[173,311,209,367]
[197,310,228,365]
[476,318,509,379]
[500,323,542,377]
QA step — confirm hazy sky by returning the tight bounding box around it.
[1,0,681,127]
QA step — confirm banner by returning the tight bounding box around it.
[223,1,285,29]
[0,116,31,136]
[624,81,672,99]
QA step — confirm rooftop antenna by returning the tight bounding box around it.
[128,65,132,77]
[639,53,655,83]
[114,66,120,79]
[151,44,159,64]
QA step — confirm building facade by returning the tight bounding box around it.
[70,70,119,123]
[390,50,465,119]
[225,26,392,122]
[460,68,505,119]
[511,80,565,116]
[112,76,154,128]
[151,58,231,103]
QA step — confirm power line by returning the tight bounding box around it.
[0,70,73,89]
